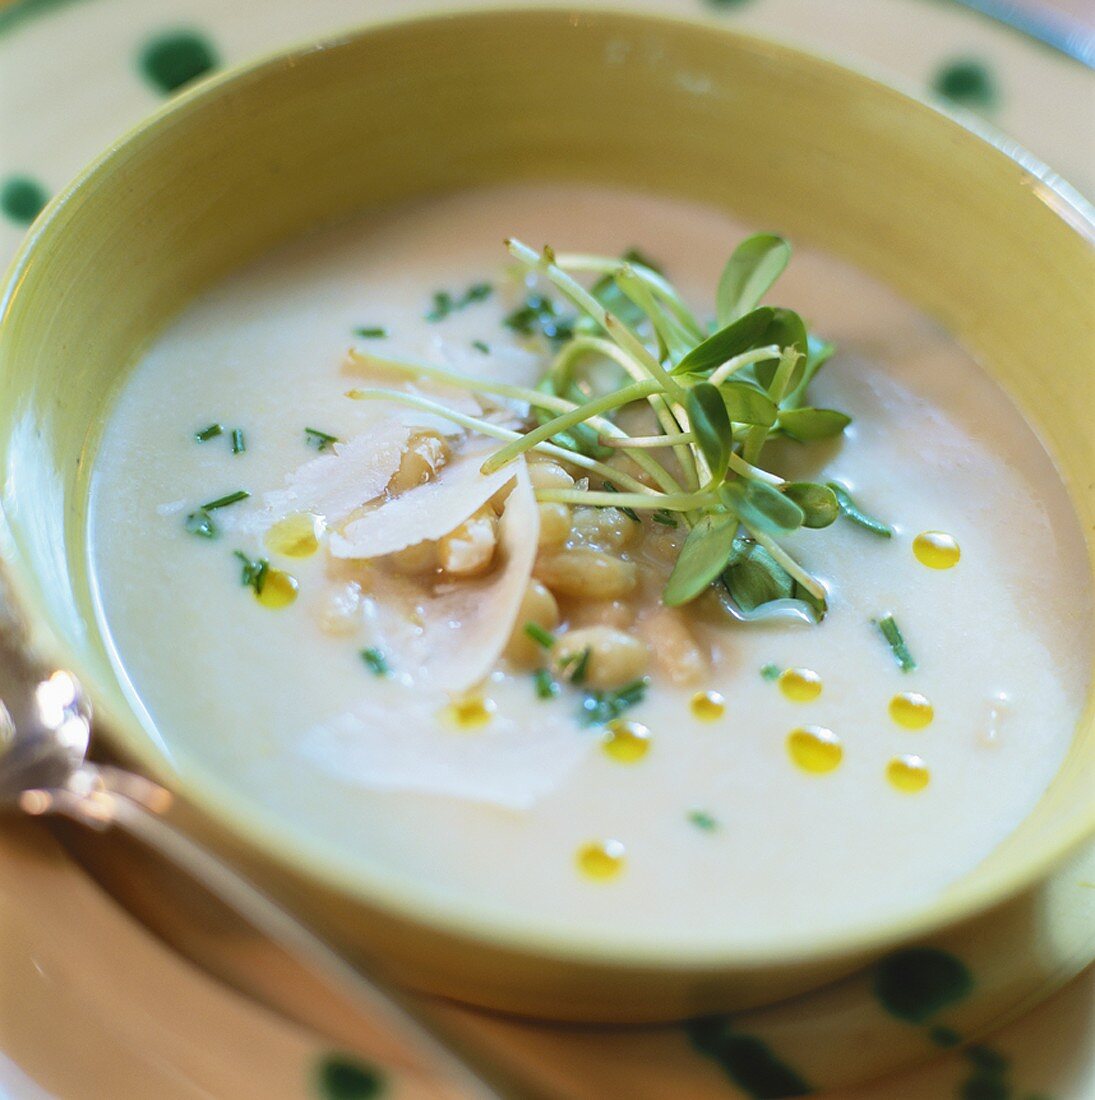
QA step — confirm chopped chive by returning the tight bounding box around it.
[361,647,391,677]
[305,427,339,451]
[185,510,217,539]
[463,282,492,304]
[503,292,575,344]
[687,810,719,832]
[233,550,268,594]
[524,622,556,649]
[425,291,455,322]
[533,668,559,699]
[426,282,493,322]
[760,663,781,681]
[472,339,490,354]
[875,614,917,672]
[652,509,679,527]
[194,423,223,442]
[601,481,641,523]
[231,428,245,454]
[828,482,893,537]
[202,489,250,511]
[579,677,648,727]
[570,646,592,685]
[354,326,388,339]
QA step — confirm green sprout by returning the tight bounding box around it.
[347,234,855,623]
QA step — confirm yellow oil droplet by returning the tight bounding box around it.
[787,726,843,774]
[576,839,626,880]
[913,530,961,570]
[690,691,726,722]
[442,695,496,730]
[778,667,823,703]
[887,754,931,793]
[265,512,323,558]
[601,719,651,763]
[256,569,299,609]
[890,692,934,729]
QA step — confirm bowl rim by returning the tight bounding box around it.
[2,3,1094,970]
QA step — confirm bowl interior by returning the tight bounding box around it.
[1,7,1093,965]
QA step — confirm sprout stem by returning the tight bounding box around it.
[552,253,705,338]
[727,452,784,486]
[347,349,681,493]
[545,334,698,488]
[506,238,689,405]
[536,487,711,512]
[707,345,782,386]
[345,388,655,494]
[480,378,661,474]
[601,433,695,449]
[749,527,827,601]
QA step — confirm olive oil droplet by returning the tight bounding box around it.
[443,696,495,730]
[778,667,823,703]
[601,719,651,763]
[576,839,626,880]
[265,512,323,558]
[887,754,931,793]
[890,692,934,729]
[256,569,298,609]
[690,690,725,722]
[787,726,843,774]
[913,531,960,570]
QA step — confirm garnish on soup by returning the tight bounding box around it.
[350,234,849,625]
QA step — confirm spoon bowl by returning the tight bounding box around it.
[0,590,91,812]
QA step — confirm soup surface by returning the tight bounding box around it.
[89,184,1091,946]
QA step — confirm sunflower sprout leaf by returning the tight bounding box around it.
[783,482,840,529]
[779,407,852,442]
[716,234,792,325]
[664,512,739,606]
[687,382,732,484]
[673,307,774,376]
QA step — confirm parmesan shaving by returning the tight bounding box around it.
[329,442,516,560]
[297,692,589,810]
[325,461,538,693]
[227,411,462,536]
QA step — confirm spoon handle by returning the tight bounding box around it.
[27,772,512,1099]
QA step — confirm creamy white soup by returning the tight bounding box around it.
[89,184,1091,946]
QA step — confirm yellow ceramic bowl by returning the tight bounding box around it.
[1,8,1092,1022]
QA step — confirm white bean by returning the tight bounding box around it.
[534,548,637,599]
[553,626,649,690]
[505,580,561,666]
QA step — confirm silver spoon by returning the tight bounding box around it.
[0,600,510,1099]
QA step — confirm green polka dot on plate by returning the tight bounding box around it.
[139,30,219,94]
[685,1017,812,1097]
[1,175,48,224]
[930,1024,962,1048]
[933,58,999,109]
[958,1044,1013,1100]
[872,947,974,1023]
[315,1054,385,1100]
